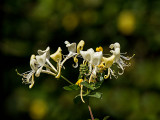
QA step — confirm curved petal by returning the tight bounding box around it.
[35,66,43,77]
[37,46,50,59]
[65,41,76,53]
[91,51,102,65]
[77,40,85,54]
[36,53,47,66]
[50,47,62,62]
[80,48,94,62]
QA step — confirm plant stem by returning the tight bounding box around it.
[44,64,73,85]
[61,75,74,85]
[88,104,94,120]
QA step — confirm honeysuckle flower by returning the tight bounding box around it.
[80,48,103,82]
[54,41,78,78]
[35,52,47,77]
[50,47,62,63]
[73,40,85,68]
[110,42,134,75]
[60,41,77,66]
[102,42,134,79]
[80,48,94,73]
[50,47,62,78]
[37,47,57,73]
[80,48,94,62]
[90,51,103,78]
[19,55,38,88]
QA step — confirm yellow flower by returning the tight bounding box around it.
[50,47,62,63]
[50,47,62,78]
[76,79,83,87]
[96,46,103,52]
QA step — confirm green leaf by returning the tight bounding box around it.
[63,84,80,91]
[94,81,103,89]
[88,92,102,99]
[103,116,110,120]
[80,81,104,91]
[80,81,95,90]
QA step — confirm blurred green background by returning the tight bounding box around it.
[1,0,160,120]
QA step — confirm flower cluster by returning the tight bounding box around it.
[17,40,134,103]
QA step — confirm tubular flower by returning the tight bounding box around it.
[50,47,62,78]
[109,42,135,75]
[73,40,85,68]
[90,51,103,79]
[54,41,77,78]
[80,48,103,82]
[102,42,134,79]
[19,55,38,88]
[35,53,47,77]
[61,41,77,66]
[37,47,57,73]
[80,48,94,73]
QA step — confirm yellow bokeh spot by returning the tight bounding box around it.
[62,13,79,31]
[96,46,103,52]
[76,79,83,87]
[117,11,136,35]
[29,99,48,120]
[81,10,98,25]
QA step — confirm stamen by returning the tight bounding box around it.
[120,52,127,55]
[110,68,118,79]
[117,62,124,75]
[120,54,135,61]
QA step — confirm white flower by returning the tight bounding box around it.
[91,51,103,66]
[80,48,103,81]
[91,51,103,78]
[35,52,47,77]
[80,48,94,62]
[20,55,38,88]
[102,42,134,79]
[110,42,134,75]
[37,47,57,73]
[37,46,50,59]
[53,41,78,78]
[65,41,77,53]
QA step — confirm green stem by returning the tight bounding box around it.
[45,64,73,85]
[60,75,74,85]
